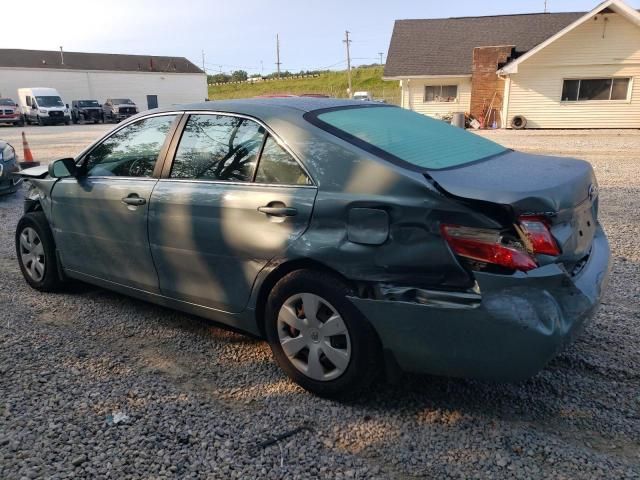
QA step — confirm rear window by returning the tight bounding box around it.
[310,106,507,170]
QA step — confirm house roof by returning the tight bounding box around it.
[383,12,584,78]
[499,0,640,74]
[0,49,203,74]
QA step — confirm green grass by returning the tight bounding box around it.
[208,67,400,104]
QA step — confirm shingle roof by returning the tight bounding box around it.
[0,49,203,74]
[384,12,584,77]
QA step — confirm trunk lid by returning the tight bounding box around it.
[428,151,598,266]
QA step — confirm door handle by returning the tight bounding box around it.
[258,205,298,217]
[121,195,146,206]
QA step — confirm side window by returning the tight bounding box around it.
[255,135,311,185]
[170,114,264,182]
[84,115,176,177]
[26,96,32,107]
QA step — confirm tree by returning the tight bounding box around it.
[230,70,248,82]
[208,73,230,84]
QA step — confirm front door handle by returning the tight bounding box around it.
[121,194,146,206]
[258,205,298,217]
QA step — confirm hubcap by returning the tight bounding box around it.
[19,227,45,282]
[277,293,351,381]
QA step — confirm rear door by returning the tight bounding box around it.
[148,112,317,313]
[51,114,179,291]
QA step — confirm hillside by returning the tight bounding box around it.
[208,67,400,104]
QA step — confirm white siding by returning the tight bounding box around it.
[505,13,640,128]
[0,68,207,111]
[403,77,471,118]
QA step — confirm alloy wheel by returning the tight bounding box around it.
[277,293,352,381]
[19,227,45,282]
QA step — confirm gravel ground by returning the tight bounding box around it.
[0,124,110,165]
[1,129,639,479]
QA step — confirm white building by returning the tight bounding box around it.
[0,49,207,111]
[384,0,640,129]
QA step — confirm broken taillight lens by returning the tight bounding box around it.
[441,224,537,272]
[517,216,560,256]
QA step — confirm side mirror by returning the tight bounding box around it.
[65,104,69,109]
[48,158,78,178]
[32,104,37,109]
[15,103,18,107]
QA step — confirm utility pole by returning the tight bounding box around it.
[275,34,282,78]
[59,46,64,65]
[378,52,384,65]
[544,0,548,13]
[343,31,352,97]
[201,50,206,73]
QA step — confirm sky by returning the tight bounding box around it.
[3,0,639,75]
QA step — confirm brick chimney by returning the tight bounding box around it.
[470,46,514,127]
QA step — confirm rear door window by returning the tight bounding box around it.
[309,106,507,170]
[254,135,311,185]
[170,114,264,182]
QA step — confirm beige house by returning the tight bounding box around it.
[384,0,640,129]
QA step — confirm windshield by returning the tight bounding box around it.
[36,96,64,108]
[0,98,15,106]
[78,100,99,107]
[112,99,134,105]
[311,106,507,170]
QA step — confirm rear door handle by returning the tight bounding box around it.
[258,205,298,217]
[121,194,146,206]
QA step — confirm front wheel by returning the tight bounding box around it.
[16,212,66,292]
[265,270,381,399]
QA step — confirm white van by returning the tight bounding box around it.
[17,88,70,126]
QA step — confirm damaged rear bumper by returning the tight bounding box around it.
[348,226,610,381]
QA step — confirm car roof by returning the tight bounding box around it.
[155,97,381,118]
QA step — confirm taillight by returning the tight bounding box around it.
[517,216,560,256]
[441,224,537,272]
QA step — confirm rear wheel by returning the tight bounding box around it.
[265,270,380,398]
[16,212,66,292]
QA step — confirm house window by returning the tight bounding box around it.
[425,85,458,102]
[561,78,630,102]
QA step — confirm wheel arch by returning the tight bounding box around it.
[253,257,354,338]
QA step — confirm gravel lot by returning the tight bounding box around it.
[1,128,639,479]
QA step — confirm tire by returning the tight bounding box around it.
[64,119,70,126]
[264,270,380,399]
[16,212,66,292]
[511,115,527,130]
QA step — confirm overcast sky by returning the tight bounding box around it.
[3,0,638,75]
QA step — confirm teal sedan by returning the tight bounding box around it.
[15,98,609,398]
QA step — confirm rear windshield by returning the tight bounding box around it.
[311,106,507,170]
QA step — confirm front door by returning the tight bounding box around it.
[51,114,179,291]
[148,113,317,313]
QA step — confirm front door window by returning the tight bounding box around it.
[83,115,176,177]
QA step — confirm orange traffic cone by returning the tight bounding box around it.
[19,131,40,168]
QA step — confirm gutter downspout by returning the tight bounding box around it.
[501,75,511,129]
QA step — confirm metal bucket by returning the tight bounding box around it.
[451,112,465,129]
